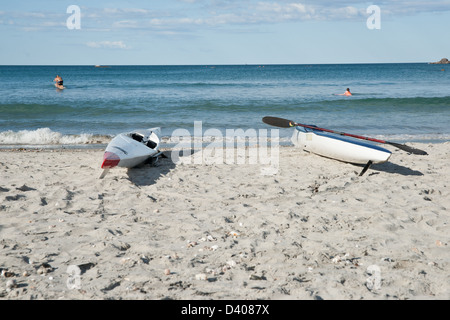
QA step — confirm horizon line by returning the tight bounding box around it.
[0,61,437,67]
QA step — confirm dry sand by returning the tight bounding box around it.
[0,142,449,300]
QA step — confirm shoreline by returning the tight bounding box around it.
[0,142,449,300]
[0,136,449,152]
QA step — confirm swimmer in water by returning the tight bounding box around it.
[336,88,352,96]
[53,75,64,89]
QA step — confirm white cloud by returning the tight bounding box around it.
[102,7,153,16]
[2,1,450,34]
[113,20,139,28]
[113,2,369,30]
[86,41,127,49]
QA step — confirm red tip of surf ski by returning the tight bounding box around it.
[101,152,120,169]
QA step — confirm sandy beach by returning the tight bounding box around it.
[0,142,449,300]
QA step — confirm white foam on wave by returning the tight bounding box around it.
[0,128,104,145]
[1,128,447,148]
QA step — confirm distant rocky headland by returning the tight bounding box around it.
[430,58,449,64]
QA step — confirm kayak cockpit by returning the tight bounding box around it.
[130,132,158,149]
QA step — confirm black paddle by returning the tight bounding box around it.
[262,116,428,155]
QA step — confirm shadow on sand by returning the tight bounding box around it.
[363,161,424,176]
[126,156,176,186]
[126,149,199,186]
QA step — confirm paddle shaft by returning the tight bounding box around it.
[291,121,388,144]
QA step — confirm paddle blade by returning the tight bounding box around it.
[388,142,428,155]
[262,116,296,128]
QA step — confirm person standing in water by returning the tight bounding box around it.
[53,75,64,89]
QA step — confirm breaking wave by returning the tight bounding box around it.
[0,128,111,146]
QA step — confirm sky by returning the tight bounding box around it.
[1,0,450,65]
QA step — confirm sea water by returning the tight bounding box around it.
[0,64,449,147]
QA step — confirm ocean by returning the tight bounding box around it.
[0,64,449,148]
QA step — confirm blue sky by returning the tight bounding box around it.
[1,0,450,65]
